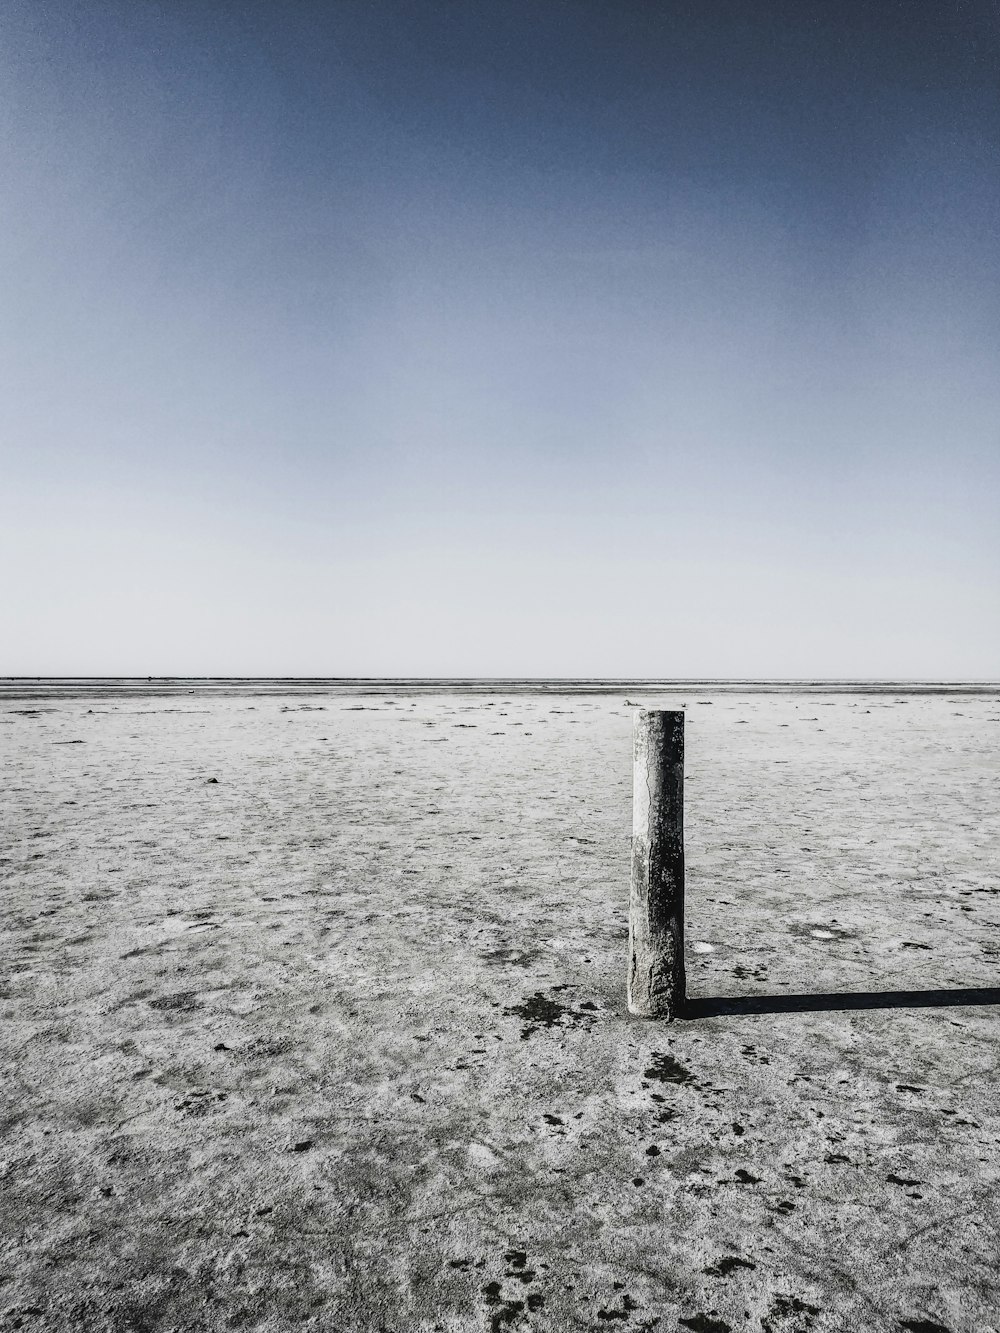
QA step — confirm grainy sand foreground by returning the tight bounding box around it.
[2,683,999,1333]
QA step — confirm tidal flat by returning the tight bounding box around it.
[2,682,998,1333]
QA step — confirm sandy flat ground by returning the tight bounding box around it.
[1,685,999,1333]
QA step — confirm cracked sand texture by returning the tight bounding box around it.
[1,685,998,1333]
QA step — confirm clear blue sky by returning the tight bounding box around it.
[2,1,997,676]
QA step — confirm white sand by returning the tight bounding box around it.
[1,684,998,1331]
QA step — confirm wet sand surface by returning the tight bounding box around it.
[1,685,999,1333]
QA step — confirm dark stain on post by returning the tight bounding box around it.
[628,710,685,1020]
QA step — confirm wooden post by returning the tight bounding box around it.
[628,709,685,1019]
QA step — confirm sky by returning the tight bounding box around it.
[2,0,998,677]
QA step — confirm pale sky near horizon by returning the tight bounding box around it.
[2,1,998,677]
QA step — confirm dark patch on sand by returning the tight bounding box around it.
[598,1293,641,1321]
[680,1314,731,1332]
[703,1256,756,1277]
[762,1294,821,1331]
[503,989,598,1039]
[482,1280,525,1330]
[644,1051,694,1084]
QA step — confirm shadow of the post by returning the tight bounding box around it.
[683,986,1000,1019]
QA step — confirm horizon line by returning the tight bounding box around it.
[2,676,999,685]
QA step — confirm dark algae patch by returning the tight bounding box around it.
[503,988,599,1038]
[679,1315,732,1332]
[762,1295,821,1331]
[703,1256,756,1277]
[597,1293,640,1321]
[644,1050,694,1084]
[482,1281,524,1331]
[733,1169,761,1185]
[504,992,567,1035]
[503,1250,536,1284]
[480,1248,545,1326]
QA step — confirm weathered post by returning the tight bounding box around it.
[628,709,685,1019]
